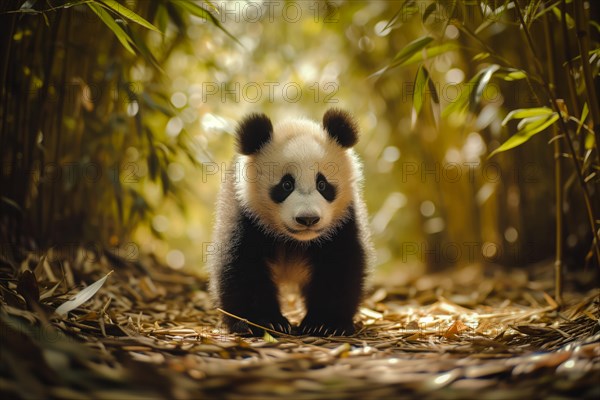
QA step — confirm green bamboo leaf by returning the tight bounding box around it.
[263,330,278,343]
[396,42,459,68]
[576,102,589,137]
[203,0,220,13]
[422,3,438,23]
[411,65,439,128]
[1,196,22,212]
[372,42,459,79]
[475,2,515,34]
[502,107,554,125]
[55,271,113,316]
[551,7,574,29]
[173,0,241,45]
[473,52,490,61]
[99,0,161,32]
[443,70,482,117]
[155,4,169,35]
[469,64,500,112]
[384,0,416,30]
[489,113,559,158]
[391,36,434,66]
[412,65,428,116]
[88,2,135,54]
[442,83,470,117]
[495,68,527,81]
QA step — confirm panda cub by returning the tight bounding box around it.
[208,108,374,336]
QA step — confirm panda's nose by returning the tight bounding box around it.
[295,215,320,227]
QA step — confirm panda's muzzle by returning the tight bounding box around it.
[285,213,324,235]
[295,215,320,227]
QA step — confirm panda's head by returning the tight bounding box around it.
[235,108,361,242]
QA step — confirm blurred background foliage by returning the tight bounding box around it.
[1,0,598,284]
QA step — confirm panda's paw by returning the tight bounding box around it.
[227,315,292,336]
[255,316,293,336]
[298,318,355,337]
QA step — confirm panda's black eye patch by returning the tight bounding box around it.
[270,174,295,203]
[316,173,336,202]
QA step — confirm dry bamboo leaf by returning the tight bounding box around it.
[464,363,510,378]
[138,276,159,300]
[542,291,559,310]
[330,343,351,358]
[39,279,64,301]
[422,369,462,391]
[444,320,470,338]
[56,271,113,316]
[360,307,383,319]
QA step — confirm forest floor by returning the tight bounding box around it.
[0,248,599,399]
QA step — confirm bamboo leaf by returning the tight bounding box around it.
[391,36,434,66]
[371,42,458,79]
[172,0,241,45]
[475,2,515,34]
[443,70,481,117]
[502,107,554,125]
[40,279,64,301]
[88,2,135,54]
[398,42,459,68]
[552,7,574,29]
[411,65,439,128]
[99,0,161,32]
[263,330,278,343]
[55,271,113,316]
[155,4,169,35]
[384,0,416,30]
[203,0,220,14]
[1,196,23,212]
[422,3,438,23]
[469,64,500,112]
[495,68,528,81]
[489,113,559,158]
[412,65,428,116]
[19,0,37,12]
[473,52,490,61]
[576,102,589,137]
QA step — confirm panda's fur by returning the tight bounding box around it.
[208,108,374,336]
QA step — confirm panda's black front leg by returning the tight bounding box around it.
[218,216,291,336]
[219,260,292,336]
[299,214,366,336]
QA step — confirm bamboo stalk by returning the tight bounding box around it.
[559,0,581,157]
[573,0,600,159]
[543,11,563,305]
[47,12,71,243]
[0,17,16,197]
[514,1,600,267]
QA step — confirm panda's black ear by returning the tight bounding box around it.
[236,113,273,155]
[322,108,358,148]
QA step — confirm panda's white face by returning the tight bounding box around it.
[236,118,357,242]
